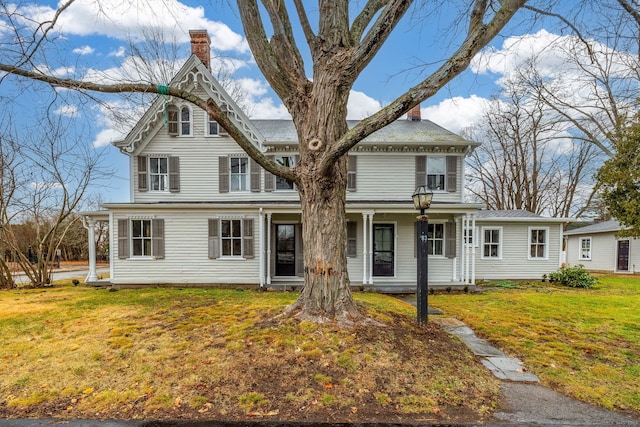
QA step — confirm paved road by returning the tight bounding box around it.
[12,267,109,285]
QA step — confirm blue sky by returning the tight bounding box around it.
[0,1,604,204]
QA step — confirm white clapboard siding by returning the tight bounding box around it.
[474,222,563,281]
[133,112,465,204]
[566,232,640,273]
[112,209,260,285]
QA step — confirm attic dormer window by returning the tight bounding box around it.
[206,112,219,136]
[180,106,191,136]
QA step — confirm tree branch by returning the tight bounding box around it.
[320,0,527,174]
[350,0,388,43]
[0,63,296,181]
[292,0,317,48]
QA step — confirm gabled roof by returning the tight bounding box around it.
[475,209,572,223]
[564,219,622,235]
[114,55,265,155]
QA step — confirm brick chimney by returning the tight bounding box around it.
[189,30,211,71]
[407,104,421,121]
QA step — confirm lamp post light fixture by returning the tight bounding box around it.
[413,186,433,324]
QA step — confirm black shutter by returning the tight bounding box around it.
[347,155,357,192]
[446,156,457,193]
[415,156,426,188]
[243,219,254,258]
[208,219,220,259]
[118,219,129,259]
[347,221,357,257]
[152,219,165,259]
[167,105,179,136]
[295,223,304,277]
[446,221,457,259]
[250,159,260,192]
[264,155,275,192]
[219,157,229,193]
[169,156,180,193]
[137,156,148,192]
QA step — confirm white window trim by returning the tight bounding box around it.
[148,156,168,193]
[426,156,447,193]
[203,110,220,137]
[229,155,250,192]
[528,227,549,260]
[372,221,397,278]
[219,218,246,259]
[579,236,592,261]
[481,226,503,260]
[428,220,447,257]
[179,105,193,137]
[130,219,153,258]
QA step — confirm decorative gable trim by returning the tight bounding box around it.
[116,56,266,156]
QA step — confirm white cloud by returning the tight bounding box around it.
[15,1,249,54]
[73,45,94,55]
[422,95,489,134]
[347,91,383,119]
[54,104,79,117]
[109,46,126,57]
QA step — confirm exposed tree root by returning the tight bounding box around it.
[280,298,384,328]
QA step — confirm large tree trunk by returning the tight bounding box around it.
[287,155,362,324]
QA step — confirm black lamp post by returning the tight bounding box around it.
[413,185,433,324]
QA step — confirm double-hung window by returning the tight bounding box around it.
[428,223,445,255]
[117,218,164,259]
[230,157,249,191]
[579,237,592,260]
[221,219,242,257]
[149,157,168,191]
[132,219,152,256]
[208,218,255,259]
[275,156,295,190]
[482,227,502,259]
[529,227,548,259]
[427,157,446,191]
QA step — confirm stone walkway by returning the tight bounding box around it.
[431,317,540,383]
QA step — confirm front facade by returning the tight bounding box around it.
[82,31,568,290]
[565,220,639,274]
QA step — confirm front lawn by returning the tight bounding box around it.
[430,276,640,416]
[0,284,500,422]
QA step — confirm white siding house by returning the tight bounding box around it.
[565,220,639,274]
[81,30,569,290]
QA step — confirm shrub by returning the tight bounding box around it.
[548,264,597,288]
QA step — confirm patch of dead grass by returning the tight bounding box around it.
[0,285,500,423]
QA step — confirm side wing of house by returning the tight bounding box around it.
[566,222,640,274]
[473,215,565,281]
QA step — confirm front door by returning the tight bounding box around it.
[617,240,630,271]
[373,224,395,277]
[275,224,296,276]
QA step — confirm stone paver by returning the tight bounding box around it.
[432,317,539,383]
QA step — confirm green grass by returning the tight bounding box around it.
[431,276,640,414]
[0,281,500,422]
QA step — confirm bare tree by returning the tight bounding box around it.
[466,74,603,217]
[0,113,109,287]
[0,0,535,322]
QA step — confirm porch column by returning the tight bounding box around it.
[367,213,374,285]
[362,212,368,285]
[460,215,467,284]
[471,213,476,285]
[82,216,98,283]
[266,212,272,285]
[259,208,265,288]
